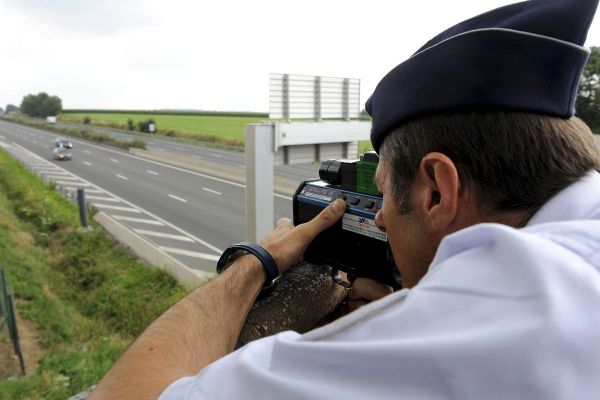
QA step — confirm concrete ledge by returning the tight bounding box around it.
[94,211,215,291]
[129,147,298,197]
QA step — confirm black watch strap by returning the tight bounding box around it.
[216,242,280,287]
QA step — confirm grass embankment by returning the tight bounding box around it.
[61,112,267,150]
[2,115,147,151]
[0,150,188,399]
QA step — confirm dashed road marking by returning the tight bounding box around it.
[93,204,141,213]
[56,180,90,186]
[116,174,128,181]
[110,158,119,163]
[113,215,164,226]
[84,150,91,154]
[46,175,78,181]
[168,194,187,203]
[83,161,92,166]
[86,195,120,202]
[158,246,220,261]
[203,187,222,196]
[133,229,194,242]
[146,170,159,176]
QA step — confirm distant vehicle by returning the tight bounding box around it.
[55,137,73,148]
[53,147,72,161]
[47,116,57,124]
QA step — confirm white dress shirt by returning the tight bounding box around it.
[160,171,600,400]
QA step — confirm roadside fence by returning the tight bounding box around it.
[0,266,25,375]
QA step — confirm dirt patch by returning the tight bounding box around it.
[0,303,44,379]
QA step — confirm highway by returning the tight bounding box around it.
[52,119,321,183]
[0,119,300,273]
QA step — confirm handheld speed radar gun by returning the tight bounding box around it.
[293,151,401,288]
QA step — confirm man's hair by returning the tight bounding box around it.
[379,112,600,224]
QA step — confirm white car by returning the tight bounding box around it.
[53,147,72,161]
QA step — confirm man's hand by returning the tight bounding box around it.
[346,278,393,311]
[260,198,347,275]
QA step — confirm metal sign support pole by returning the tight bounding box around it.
[245,123,275,242]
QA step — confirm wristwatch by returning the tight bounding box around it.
[217,242,280,288]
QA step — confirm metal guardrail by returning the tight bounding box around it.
[0,266,25,375]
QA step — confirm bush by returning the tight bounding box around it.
[137,119,156,133]
[83,116,91,124]
[127,118,135,131]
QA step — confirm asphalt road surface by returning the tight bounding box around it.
[53,119,321,183]
[0,119,298,273]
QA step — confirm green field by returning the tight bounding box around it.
[62,112,267,142]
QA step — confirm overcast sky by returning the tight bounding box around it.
[1,0,599,112]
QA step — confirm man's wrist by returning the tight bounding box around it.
[217,242,280,287]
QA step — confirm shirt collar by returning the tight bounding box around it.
[527,170,600,226]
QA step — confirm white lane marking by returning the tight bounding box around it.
[133,229,194,242]
[56,180,90,186]
[46,175,78,181]
[84,150,91,154]
[9,141,222,253]
[85,195,120,202]
[212,154,222,158]
[110,158,119,163]
[203,187,222,196]
[146,170,159,176]
[158,246,220,261]
[67,187,103,194]
[92,204,141,213]
[116,174,128,181]
[168,194,187,203]
[113,215,164,226]
[191,155,203,160]
[83,161,92,166]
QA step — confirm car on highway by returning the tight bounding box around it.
[53,147,72,161]
[55,137,73,148]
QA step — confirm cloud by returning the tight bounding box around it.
[1,0,159,35]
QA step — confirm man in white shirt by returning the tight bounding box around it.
[90,0,600,398]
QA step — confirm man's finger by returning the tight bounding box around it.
[297,199,346,241]
[276,218,293,229]
[352,278,393,302]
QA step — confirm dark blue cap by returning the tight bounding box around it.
[366,0,599,153]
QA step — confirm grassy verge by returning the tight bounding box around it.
[0,150,188,399]
[61,112,267,150]
[2,115,147,151]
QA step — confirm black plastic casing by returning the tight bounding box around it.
[293,179,401,288]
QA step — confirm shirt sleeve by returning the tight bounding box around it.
[159,223,600,400]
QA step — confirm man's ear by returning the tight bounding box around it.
[416,152,460,231]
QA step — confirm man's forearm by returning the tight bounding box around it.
[90,255,265,400]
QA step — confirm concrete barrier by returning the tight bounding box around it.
[94,211,215,291]
[129,148,299,197]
